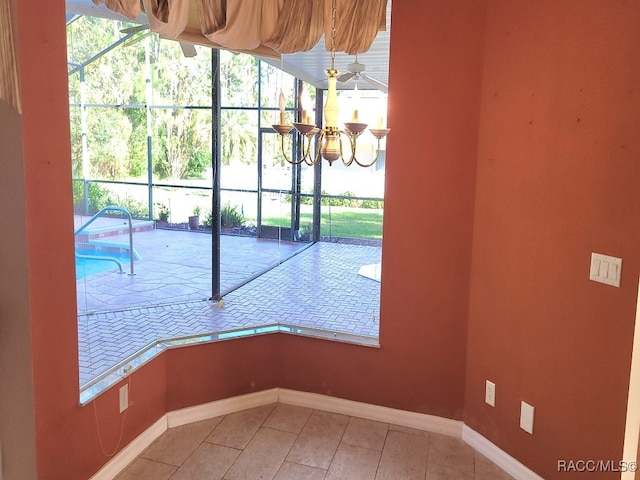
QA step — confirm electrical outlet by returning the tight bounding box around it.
[119,384,128,413]
[520,401,534,434]
[485,380,496,407]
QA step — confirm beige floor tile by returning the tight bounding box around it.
[428,433,475,473]
[325,443,381,480]
[426,463,474,480]
[114,404,516,480]
[274,461,327,480]
[263,403,313,434]
[206,404,275,449]
[375,430,429,480]
[170,443,241,480]
[389,423,432,438]
[286,410,350,469]
[475,453,515,479]
[224,427,298,480]
[342,417,389,451]
[115,458,176,480]
[142,416,223,466]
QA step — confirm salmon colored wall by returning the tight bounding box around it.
[465,1,640,478]
[16,1,640,479]
[0,41,38,480]
[165,336,281,411]
[278,0,486,419]
[15,0,83,478]
[13,2,170,479]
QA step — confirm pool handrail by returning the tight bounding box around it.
[75,252,124,274]
[75,206,135,275]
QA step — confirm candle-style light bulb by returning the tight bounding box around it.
[279,90,286,125]
[351,84,359,123]
[301,90,312,124]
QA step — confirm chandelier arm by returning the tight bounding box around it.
[307,130,325,166]
[301,133,314,164]
[279,132,307,166]
[338,131,355,167]
[352,137,385,168]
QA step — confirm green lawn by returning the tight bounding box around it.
[261,206,383,240]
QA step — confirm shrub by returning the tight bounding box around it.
[221,202,244,227]
[361,199,384,209]
[203,203,245,228]
[72,180,150,218]
[155,203,170,222]
[203,209,213,227]
[112,195,148,219]
[263,190,381,209]
[285,192,314,205]
[73,181,111,214]
[321,190,359,207]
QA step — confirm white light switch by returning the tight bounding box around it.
[520,401,535,434]
[589,253,622,287]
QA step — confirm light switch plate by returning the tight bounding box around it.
[589,252,622,287]
[520,401,534,434]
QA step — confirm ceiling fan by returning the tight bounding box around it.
[337,56,388,94]
[120,24,197,57]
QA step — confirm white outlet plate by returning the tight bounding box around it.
[119,384,128,413]
[520,401,534,434]
[485,380,496,407]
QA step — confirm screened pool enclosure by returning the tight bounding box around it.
[67,15,386,397]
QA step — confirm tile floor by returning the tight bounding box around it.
[116,404,515,480]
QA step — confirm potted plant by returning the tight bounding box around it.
[188,206,201,230]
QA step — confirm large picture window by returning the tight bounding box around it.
[67,15,386,401]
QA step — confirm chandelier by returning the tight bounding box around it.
[271,0,390,168]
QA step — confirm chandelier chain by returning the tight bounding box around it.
[330,0,337,70]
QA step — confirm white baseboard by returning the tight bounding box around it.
[277,389,463,438]
[167,388,279,428]
[89,389,543,480]
[89,389,278,480]
[89,415,167,480]
[462,425,545,480]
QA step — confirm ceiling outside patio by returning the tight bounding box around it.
[65,0,391,92]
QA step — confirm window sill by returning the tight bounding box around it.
[79,323,379,405]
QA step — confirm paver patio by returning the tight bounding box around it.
[74,221,381,387]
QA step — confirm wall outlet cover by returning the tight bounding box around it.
[520,401,534,434]
[119,384,128,413]
[485,380,496,407]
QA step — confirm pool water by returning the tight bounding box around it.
[75,249,132,280]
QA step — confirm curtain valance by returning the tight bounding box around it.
[0,0,21,113]
[92,0,387,58]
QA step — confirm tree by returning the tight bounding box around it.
[67,15,145,180]
[151,39,213,180]
[66,16,287,180]
[220,110,257,166]
[87,108,133,180]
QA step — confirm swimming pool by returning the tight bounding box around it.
[75,249,133,280]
